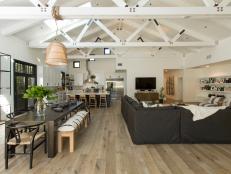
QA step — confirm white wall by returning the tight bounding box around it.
[184,36,231,68]
[67,59,126,88]
[116,51,183,98]
[0,34,66,119]
[183,62,231,102]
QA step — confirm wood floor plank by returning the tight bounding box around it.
[1,100,231,174]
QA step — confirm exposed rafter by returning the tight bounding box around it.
[47,0,58,7]
[136,0,150,7]
[219,0,231,6]
[0,20,41,36]
[59,30,74,42]
[68,55,116,59]
[29,0,45,7]
[1,7,231,19]
[152,19,170,42]
[201,0,215,7]
[76,19,93,42]
[112,0,127,7]
[94,19,120,42]
[160,20,214,42]
[171,29,186,42]
[29,41,215,48]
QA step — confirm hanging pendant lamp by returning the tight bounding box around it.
[45,6,67,66]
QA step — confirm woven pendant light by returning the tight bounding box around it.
[45,6,67,66]
[46,42,67,66]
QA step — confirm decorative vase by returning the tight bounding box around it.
[35,99,46,116]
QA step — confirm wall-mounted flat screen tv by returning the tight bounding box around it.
[135,77,156,90]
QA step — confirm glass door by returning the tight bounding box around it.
[14,60,37,112]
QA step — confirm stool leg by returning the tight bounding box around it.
[58,132,62,153]
[70,132,74,152]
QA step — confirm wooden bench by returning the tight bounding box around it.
[58,110,90,152]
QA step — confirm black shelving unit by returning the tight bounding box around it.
[0,52,11,121]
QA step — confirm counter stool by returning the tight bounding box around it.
[89,94,97,108]
[99,94,107,108]
[80,94,87,104]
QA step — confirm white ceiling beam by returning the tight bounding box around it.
[152,19,170,42]
[126,20,150,42]
[125,20,163,40]
[160,20,214,42]
[1,7,231,19]
[30,41,215,48]
[0,20,41,36]
[59,30,74,43]
[47,0,57,7]
[219,0,231,6]
[29,19,88,45]
[29,0,45,7]
[68,55,116,59]
[136,0,150,7]
[202,0,215,7]
[93,19,120,42]
[112,0,127,7]
[171,29,186,42]
[76,19,93,42]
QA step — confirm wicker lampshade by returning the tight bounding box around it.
[45,42,67,66]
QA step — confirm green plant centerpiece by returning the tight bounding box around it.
[159,87,166,104]
[23,86,55,116]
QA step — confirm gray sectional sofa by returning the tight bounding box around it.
[121,95,231,144]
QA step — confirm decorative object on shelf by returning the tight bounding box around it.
[200,75,231,93]
[23,86,56,116]
[45,6,67,66]
[159,87,165,104]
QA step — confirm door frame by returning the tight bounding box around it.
[13,59,37,111]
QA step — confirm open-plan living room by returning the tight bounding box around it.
[1,0,231,173]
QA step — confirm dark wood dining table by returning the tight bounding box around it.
[5,101,84,158]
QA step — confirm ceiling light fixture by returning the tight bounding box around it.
[45,6,67,66]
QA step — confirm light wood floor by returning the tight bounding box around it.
[1,100,231,174]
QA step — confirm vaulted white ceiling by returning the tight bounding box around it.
[0,0,231,58]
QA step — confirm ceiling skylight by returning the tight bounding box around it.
[44,2,92,31]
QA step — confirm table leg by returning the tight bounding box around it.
[46,121,57,158]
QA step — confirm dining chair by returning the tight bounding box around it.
[80,94,87,104]
[5,122,47,169]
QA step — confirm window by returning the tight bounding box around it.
[73,61,80,68]
[104,48,111,55]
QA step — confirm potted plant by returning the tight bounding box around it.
[23,86,55,116]
[159,87,165,104]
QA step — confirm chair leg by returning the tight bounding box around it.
[23,145,27,154]
[5,144,8,169]
[29,145,34,169]
[44,135,47,154]
[69,132,74,152]
[58,132,62,153]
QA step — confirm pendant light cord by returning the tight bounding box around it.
[52,6,62,41]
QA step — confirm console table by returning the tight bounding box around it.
[135,92,159,102]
